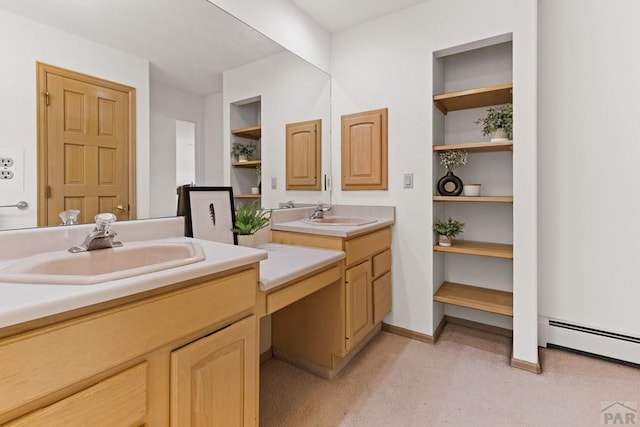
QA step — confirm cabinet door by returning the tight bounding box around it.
[345,260,373,351]
[171,315,257,427]
[341,108,388,190]
[6,363,147,427]
[286,119,321,190]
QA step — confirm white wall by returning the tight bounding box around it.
[223,50,331,208]
[149,81,207,218]
[203,93,225,186]
[538,0,640,338]
[0,10,150,229]
[207,0,330,73]
[330,0,538,364]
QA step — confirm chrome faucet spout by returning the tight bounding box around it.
[69,213,123,253]
[309,204,332,220]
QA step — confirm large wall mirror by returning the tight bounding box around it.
[0,0,331,231]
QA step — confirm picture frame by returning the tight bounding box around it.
[183,186,237,245]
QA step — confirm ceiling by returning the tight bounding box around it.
[0,0,283,95]
[291,0,428,33]
[0,0,427,95]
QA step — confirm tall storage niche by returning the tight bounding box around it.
[230,97,262,206]
[432,39,514,333]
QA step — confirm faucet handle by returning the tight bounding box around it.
[94,212,117,231]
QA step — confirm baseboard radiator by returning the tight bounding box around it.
[542,318,640,366]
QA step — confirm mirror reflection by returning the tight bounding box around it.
[0,0,331,231]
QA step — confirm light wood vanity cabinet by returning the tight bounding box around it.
[271,226,392,369]
[0,267,259,426]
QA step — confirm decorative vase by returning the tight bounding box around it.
[490,128,509,142]
[437,171,463,196]
[237,154,248,162]
[237,234,256,247]
[438,235,452,247]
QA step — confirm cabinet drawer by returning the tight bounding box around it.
[344,227,391,266]
[0,268,257,416]
[266,265,341,315]
[372,249,391,278]
[373,272,392,324]
[8,363,147,427]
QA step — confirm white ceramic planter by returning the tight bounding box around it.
[490,128,509,142]
[237,234,256,247]
[438,235,452,247]
[463,184,481,197]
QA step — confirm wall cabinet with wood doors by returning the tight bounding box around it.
[0,266,259,426]
[270,226,392,377]
[341,108,388,190]
[431,40,517,351]
[286,119,321,190]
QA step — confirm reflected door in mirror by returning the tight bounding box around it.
[38,63,136,225]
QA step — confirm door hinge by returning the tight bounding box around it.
[42,92,50,106]
[45,185,51,199]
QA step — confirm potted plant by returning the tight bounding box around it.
[474,103,513,142]
[231,142,256,162]
[231,201,270,247]
[437,149,468,196]
[433,217,465,246]
[252,165,261,194]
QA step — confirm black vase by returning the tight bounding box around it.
[437,171,463,196]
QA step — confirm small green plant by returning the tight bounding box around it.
[433,218,465,238]
[231,142,256,158]
[439,150,468,171]
[474,103,513,137]
[231,201,270,235]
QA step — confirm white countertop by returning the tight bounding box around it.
[257,243,345,291]
[270,218,394,238]
[270,205,395,238]
[0,237,267,329]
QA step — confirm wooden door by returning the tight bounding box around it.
[286,119,321,190]
[37,63,136,226]
[170,315,258,427]
[345,260,372,351]
[341,108,388,190]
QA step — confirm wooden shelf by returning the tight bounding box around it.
[433,83,513,114]
[231,126,261,140]
[232,160,261,168]
[433,240,513,259]
[234,194,261,199]
[433,141,513,153]
[434,281,513,316]
[433,196,513,203]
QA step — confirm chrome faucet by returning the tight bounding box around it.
[69,213,123,253]
[309,203,332,220]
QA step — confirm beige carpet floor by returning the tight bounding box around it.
[260,324,640,426]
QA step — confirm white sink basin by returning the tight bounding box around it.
[301,216,377,226]
[0,241,206,285]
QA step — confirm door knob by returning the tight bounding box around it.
[115,205,128,212]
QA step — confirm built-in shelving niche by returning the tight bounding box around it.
[432,37,514,333]
[230,97,262,205]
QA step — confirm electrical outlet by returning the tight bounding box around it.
[0,158,14,168]
[0,170,14,180]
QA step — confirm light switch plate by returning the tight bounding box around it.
[271,177,277,189]
[403,173,413,189]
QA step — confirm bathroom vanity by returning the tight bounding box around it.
[0,218,266,426]
[268,206,394,377]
